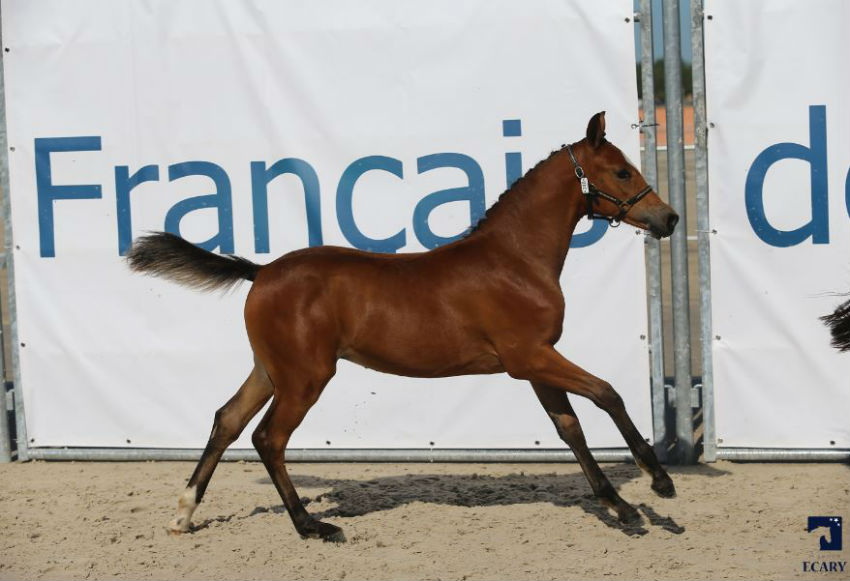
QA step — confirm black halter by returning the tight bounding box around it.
[565,144,653,227]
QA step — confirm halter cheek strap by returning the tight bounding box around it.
[566,144,653,227]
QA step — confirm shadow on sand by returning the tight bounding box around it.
[229,463,730,538]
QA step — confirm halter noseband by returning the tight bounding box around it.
[565,144,653,227]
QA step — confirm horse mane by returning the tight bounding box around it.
[463,146,566,237]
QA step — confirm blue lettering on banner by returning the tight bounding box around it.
[571,216,608,248]
[116,164,159,255]
[35,136,103,257]
[745,105,829,247]
[32,119,625,257]
[503,118,523,188]
[165,162,234,253]
[251,158,323,253]
[413,153,486,249]
[845,166,850,219]
[337,155,406,253]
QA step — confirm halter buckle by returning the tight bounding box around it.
[579,177,590,195]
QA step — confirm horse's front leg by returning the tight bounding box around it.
[505,346,676,505]
[531,382,642,523]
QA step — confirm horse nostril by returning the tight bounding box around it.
[666,213,679,232]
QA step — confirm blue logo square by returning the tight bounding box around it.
[808,516,842,551]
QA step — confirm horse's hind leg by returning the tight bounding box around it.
[168,362,273,534]
[251,363,344,542]
[532,383,641,524]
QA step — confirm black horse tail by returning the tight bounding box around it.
[126,231,261,292]
[821,296,850,352]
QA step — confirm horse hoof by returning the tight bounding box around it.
[167,517,191,535]
[618,505,643,525]
[651,476,677,498]
[299,521,346,543]
[321,524,347,544]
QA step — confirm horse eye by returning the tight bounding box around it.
[615,169,631,180]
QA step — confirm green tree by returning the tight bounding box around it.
[636,60,692,103]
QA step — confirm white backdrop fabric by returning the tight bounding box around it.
[705,0,850,448]
[2,0,652,449]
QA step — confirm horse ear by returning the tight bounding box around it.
[586,111,606,148]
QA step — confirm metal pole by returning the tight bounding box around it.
[638,0,667,462]
[717,449,850,462]
[661,0,695,464]
[0,9,18,463]
[23,445,850,463]
[0,12,27,461]
[690,0,715,462]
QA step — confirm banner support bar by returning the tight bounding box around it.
[638,0,669,463]
[23,446,850,463]
[690,0,716,462]
[661,0,696,464]
[0,7,25,462]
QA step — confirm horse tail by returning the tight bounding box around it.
[821,296,850,352]
[126,231,261,292]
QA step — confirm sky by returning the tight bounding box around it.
[634,0,693,63]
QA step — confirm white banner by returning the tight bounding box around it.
[705,0,850,448]
[3,0,650,449]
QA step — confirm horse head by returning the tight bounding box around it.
[568,111,678,239]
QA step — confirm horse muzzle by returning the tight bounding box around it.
[648,209,679,239]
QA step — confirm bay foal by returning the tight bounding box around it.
[128,112,679,542]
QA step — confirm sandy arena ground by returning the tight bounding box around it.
[0,460,847,580]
